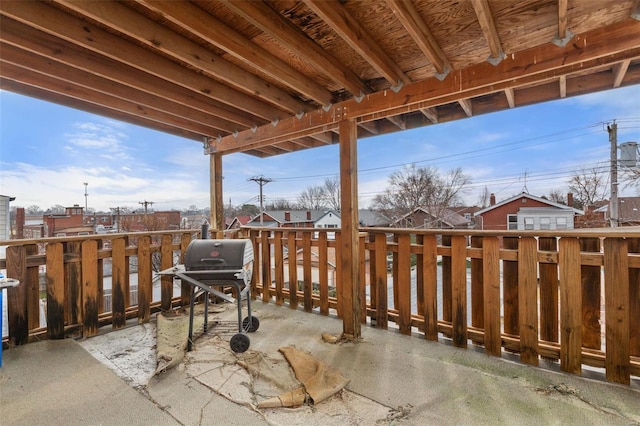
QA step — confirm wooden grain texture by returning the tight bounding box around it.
[303,232,313,312]
[502,237,519,336]
[470,236,483,343]
[559,237,582,375]
[287,232,298,309]
[64,241,81,327]
[6,246,28,344]
[482,236,501,356]
[374,232,388,330]
[274,231,284,306]
[451,235,468,348]
[626,238,640,357]
[180,233,191,308]
[137,236,152,323]
[45,243,65,339]
[397,233,412,335]
[160,234,172,311]
[359,233,367,324]
[111,238,127,329]
[441,235,452,333]
[261,230,271,303]
[318,231,328,314]
[603,238,630,385]
[580,237,602,350]
[518,237,539,366]
[538,237,558,346]
[81,240,99,337]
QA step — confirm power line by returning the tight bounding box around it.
[248,176,272,225]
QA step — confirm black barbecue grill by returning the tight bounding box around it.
[160,238,259,353]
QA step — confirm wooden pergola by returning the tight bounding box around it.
[1,0,639,338]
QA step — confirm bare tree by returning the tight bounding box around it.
[322,177,341,212]
[477,186,491,208]
[547,190,566,205]
[297,186,328,210]
[25,205,42,214]
[266,198,298,210]
[568,167,608,208]
[371,165,470,220]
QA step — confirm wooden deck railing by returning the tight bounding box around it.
[1,227,639,385]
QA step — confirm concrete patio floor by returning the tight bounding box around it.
[1,301,639,425]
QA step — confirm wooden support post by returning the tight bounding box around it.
[559,237,582,375]
[397,233,411,335]
[160,234,173,311]
[373,232,388,329]
[210,152,224,232]
[518,237,539,366]
[421,234,438,341]
[287,232,298,309]
[503,237,519,336]
[137,236,152,323]
[470,236,483,345]
[64,241,82,327]
[539,237,559,349]
[111,237,127,329]
[339,118,361,339]
[451,235,468,348]
[6,246,29,345]
[580,237,602,350]
[483,236,501,356]
[318,231,329,315]
[81,240,99,337]
[46,243,65,339]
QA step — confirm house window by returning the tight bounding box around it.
[464,213,471,220]
[507,215,518,230]
[557,217,567,229]
[540,217,550,230]
[524,217,534,230]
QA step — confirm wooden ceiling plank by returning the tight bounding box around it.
[385,0,450,76]
[559,75,567,98]
[0,62,222,137]
[215,19,640,153]
[221,0,368,98]
[139,0,332,107]
[471,0,504,63]
[55,0,309,116]
[358,121,379,135]
[613,59,631,87]
[0,41,234,135]
[504,88,516,108]
[419,107,438,124]
[386,115,407,130]
[458,99,473,117]
[0,1,280,123]
[0,16,258,131]
[304,0,411,88]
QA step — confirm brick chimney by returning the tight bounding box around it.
[16,207,25,239]
[306,210,311,220]
[567,192,574,207]
[490,193,496,206]
[284,211,291,221]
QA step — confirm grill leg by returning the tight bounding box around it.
[188,285,196,351]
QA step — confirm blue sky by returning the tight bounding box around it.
[1,85,639,213]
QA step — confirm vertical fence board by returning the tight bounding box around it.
[25,244,39,331]
[318,232,328,314]
[415,235,425,321]
[559,237,582,374]
[160,234,173,311]
[45,243,65,339]
[369,233,378,318]
[274,231,285,306]
[335,231,342,318]
[626,238,640,357]
[111,238,127,329]
[6,246,29,345]
[539,237,558,350]
[397,234,411,335]
[580,237,602,350]
[518,237,539,366]
[470,236,483,345]
[97,239,104,315]
[374,233,388,329]
[483,236,501,356]
[604,238,630,385]
[441,235,452,332]
[180,233,192,308]
[422,235,438,341]
[287,232,298,309]
[261,231,271,303]
[359,233,367,323]
[451,235,468,348]
[81,240,99,337]
[64,241,82,327]
[392,234,400,311]
[250,230,259,299]
[303,232,313,312]
[137,236,152,323]
[503,237,519,336]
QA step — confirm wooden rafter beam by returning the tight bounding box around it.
[0,16,256,131]
[139,0,333,107]
[504,88,516,108]
[304,0,410,88]
[385,0,450,77]
[613,59,631,88]
[386,115,406,130]
[559,75,567,98]
[214,19,640,154]
[471,0,504,63]
[220,0,368,98]
[458,99,473,117]
[420,107,438,124]
[0,2,278,123]
[558,0,569,40]
[54,0,309,117]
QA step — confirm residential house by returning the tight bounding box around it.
[474,192,583,231]
[43,205,94,237]
[226,215,252,231]
[393,206,471,229]
[592,197,640,227]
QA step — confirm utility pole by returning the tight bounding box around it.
[83,182,88,223]
[608,121,618,228]
[138,200,154,214]
[248,176,272,225]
